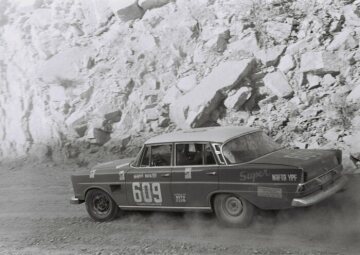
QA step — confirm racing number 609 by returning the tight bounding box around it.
[132,182,162,204]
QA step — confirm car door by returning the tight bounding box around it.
[125,144,173,207]
[171,142,219,208]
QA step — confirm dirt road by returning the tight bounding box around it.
[0,159,359,255]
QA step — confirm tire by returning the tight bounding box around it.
[85,189,119,222]
[213,194,255,227]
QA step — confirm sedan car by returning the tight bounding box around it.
[70,126,347,227]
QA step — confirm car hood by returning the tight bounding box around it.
[251,149,339,179]
[93,158,133,171]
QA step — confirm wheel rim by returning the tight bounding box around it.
[92,193,111,217]
[223,196,243,217]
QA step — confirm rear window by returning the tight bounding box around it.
[222,132,281,164]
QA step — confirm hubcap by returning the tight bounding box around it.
[92,194,110,216]
[224,196,243,216]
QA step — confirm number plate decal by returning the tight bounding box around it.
[132,182,163,205]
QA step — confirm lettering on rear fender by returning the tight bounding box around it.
[239,170,270,182]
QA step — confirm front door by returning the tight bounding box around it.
[171,143,218,208]
[125,144,173,207]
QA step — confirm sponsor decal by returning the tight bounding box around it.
[257,186,282,199]
[174,193,186,203]
[272,174,298,182]
[119,170,125,181]
[116,163,128,169]
[133,173,157,179]
[185,167,192,179]
[133,173,144,179]
[89,169,96,179]
[144,173,157,179]
[239,170,270,182]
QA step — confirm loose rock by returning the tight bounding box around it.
[107,0,144,22]
[255,45,286,67]
[300,51,341,74]
[224,87,252,111]
[263,71,293,98]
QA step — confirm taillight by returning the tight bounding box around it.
[335,150,342,164]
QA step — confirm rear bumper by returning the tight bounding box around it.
[291,175,348,207]
[70,196,84,205]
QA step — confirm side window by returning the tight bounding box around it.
[140,146,150,167]
[150,144,172,166]
[176,143,216,166]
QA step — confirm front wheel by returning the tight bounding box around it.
[214,194,255,227]
[85,189,119,222]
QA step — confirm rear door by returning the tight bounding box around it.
[125,144,173,207]
[171,143,218,208]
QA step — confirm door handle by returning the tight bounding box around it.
[206,171,217,176]
[161,173,170,177]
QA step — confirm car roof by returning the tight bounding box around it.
[145,126,260,145]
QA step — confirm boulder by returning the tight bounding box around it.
[107,0,144,22]
[323,128,340,142]
[163,85,182,104]
[144,107,159,123]
[90,128,111,145]
[265,21,292,42]
[321,74,336,87]
[327,28,358,51]
[104,110,122,123]
[74,125,88,138]
[170,59,256,128]
[278,54,295,73]
[306,74,321,89]
[206,29,231,53]
[346,84,360,102]
[300,51,341,74]
[138,0,170,10]
[343,4,360,27]
[224,87,252,111]
[255,45,286,67]
[227,32,260,54]
[263,71,293,98]
[37,47,93,83]
[176,74,197,93]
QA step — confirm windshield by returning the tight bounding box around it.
[222,131,281,164]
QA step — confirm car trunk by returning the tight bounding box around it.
[251,149,340,181]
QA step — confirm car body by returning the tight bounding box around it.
[70,126,348,226]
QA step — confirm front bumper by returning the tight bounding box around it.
[291,175,348,207]
[70,196,84,205]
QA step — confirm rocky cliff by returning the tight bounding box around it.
[1,0,360,169]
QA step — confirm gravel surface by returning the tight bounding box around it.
[0,159,359,255]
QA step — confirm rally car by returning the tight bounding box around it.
[70,126,347,227]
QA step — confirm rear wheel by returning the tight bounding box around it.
[214,194,255,227]
[85,189,119,222]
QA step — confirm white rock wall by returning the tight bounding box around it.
[1,0,360,170]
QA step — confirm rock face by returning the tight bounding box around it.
[1,0,360,167]
[170,59,256,128]
[263,71,293,98]
[300,51,341,74]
